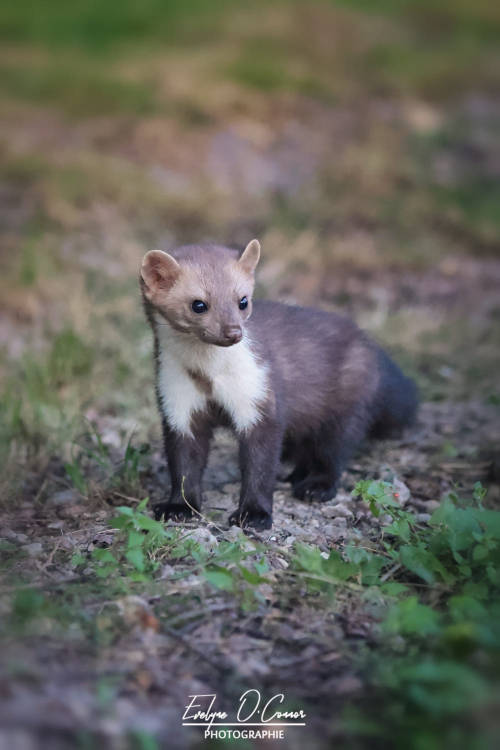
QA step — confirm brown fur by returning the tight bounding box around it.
[141,242,258,346]
[186,368,213,397]
[141,241,418,530]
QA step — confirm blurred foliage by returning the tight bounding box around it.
[0,0,234,51]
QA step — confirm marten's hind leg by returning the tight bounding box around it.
[290,411,369,502]
[290,430,341,502]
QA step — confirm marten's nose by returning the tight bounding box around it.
[223,325,242,344]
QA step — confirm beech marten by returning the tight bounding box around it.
[141,240,418,530]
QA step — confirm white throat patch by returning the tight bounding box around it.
[155,315,269,436]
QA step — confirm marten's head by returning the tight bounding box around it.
[140,241,260,347]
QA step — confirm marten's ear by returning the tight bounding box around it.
[238,239,260,275]
[141,250,180,299]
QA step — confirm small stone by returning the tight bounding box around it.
[417,513,431,523]
[47,489,80,506]
[59,504,86,519]
[334,675,362,695]
[47,521,65,530]
[321,503,354,520]
[222,483,239,495]
[4,530,29,544]
[23,542,43,557]
[186,527,218,550]
[204,489,227,504]
[424,500,440,511]
[273,490,289,502]
[334,517,347,528]
[333,490,352,504]
[392,478,411,505]
[323,519,347,541]
[159,564,175,579]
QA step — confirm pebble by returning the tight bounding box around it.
[334,675,362,695]
[46,489,80,506]
[185,527,218,550]
[4,530,29,544]
[47,521,65,530]
[323,519,348,541]
[58,504,86,519]
[416,513,431,523]
[23,542,43,557]
[424,500,440,511]
[222,483,239,495]
[392,478,411,505]
[321,503,354,520]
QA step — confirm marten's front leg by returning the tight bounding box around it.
[154,415,213,521]
[229,417,283,531]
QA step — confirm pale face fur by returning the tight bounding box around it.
[141,241,269,436]
[141,240,260,347]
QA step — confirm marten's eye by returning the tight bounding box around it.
[192,300,208,314]
[239,296,248,310]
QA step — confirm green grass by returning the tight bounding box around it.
[0,61,160,116]
[3,480,499,748]
[434,179,500,234]
[291,480,500,748]
[0,0,235,52]
[0,329,94,462]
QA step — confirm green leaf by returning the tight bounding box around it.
[64,461,86,494]
[12,589,46,622]
[96,565,116,578]
[137,497,150,512]
[353,479,400,518]
[398,660,487,714]
[384,596,440,636]
[323,549,357,581]
[238,564,268,585]
[134,514,167,533]
[448,595,487,622]
[127,530,144,550]
[399,544,454,584]
[126,547,145,572]
[254,558,269,575]
[486,563,500,586]
[203,565,234,591]
[292,543,325,575]
[473,482,487,504]
[380,582,409,596]
[462,581,488,600]
[473,509,500,539]
[215,542,247,562]
[359,555,386,584]
[109,515,130,531]
[71,552,86,567]
[114,506,135,517]
[92,548,117,564]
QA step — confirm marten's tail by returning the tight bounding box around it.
[370,348,418,439]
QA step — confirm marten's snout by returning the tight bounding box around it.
[222,325,242,345]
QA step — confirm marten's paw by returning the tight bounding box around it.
[228,508,272,531]
[153,502,194,522]
[292,478,337,503]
